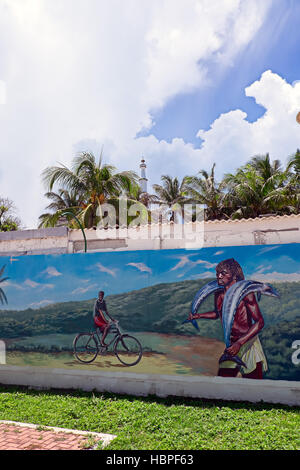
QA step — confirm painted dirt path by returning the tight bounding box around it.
[7,333,226,376]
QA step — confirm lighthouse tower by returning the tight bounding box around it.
[139,158,148,193]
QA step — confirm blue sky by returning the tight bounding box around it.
[146,0,300,148]
[1,243,300,310]
[0,0,299,228]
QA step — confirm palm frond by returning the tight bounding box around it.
[0,265,6,278]
[0,264,8,304]
[0,289,8,304]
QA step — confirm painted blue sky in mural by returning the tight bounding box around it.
[1,244,299,310]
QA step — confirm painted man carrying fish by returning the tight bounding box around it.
[188,258,270,379]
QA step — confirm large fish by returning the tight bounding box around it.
[219,280,280,368]
[182,280,224,331]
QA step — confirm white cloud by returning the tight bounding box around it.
[254,264,273,274]
[198,271,216,279]
[194,259,217,270]
[127,262,152,274]
[42,267,62,277]
[0,80,6,105]
[24,279,40,288]
[257,245,280,255]
[1,280,24,290]
[24,279,39,288]
[0,0,272,228]
[176,272,186,278]
[196,71,300,178]
[95,262,117,278]
[170,255,192,271]
[188,271,216,279]
[72,284,97,295]
[214,250,225,256]
[251,271,300,283]
[170,255,216,272]
[24,279,54,290]
[29,299,54,309]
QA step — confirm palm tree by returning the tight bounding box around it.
[222,167,267,219]
[38,189,84,228]
[152,175,187,222]
[127,185,158,209]
[123,182,159,225]
[41,152,138,228]
[222,154,294,218]
[247,153,282,181]
[183,163,225,220]
[0,197,21,232]
[0,265,9,305]
[287,149,300,177]
[271,149,300,214]
[248,152,300,215]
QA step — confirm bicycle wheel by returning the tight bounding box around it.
[73,333,98,363]
[114,334,142,366]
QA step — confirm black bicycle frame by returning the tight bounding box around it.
[93,327,120,350]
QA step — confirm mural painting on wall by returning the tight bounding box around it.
[0,243,299,381]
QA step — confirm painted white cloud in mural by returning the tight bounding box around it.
[95,263,117,278]
[252,271,300,282]
[170,256,192,271]
[257,245,280,255]
[254,265,273,275]
[1,280,25,291]
[188,271,216,280]
[170,255,217,273]
[194,259,217,270]
[24,279,41,289]
[42,267,62,278]
[213,251,225,256]
[24,279,54,290]
[176,272,185,279]
[127,263,152,274]
[72,284,97,295]
[29,299,54,309]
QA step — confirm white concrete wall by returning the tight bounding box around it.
[0,227,68,256]
[0,214,299,255]
[0,366,299,406]
[0,215,299,405]
[67,214,300,252]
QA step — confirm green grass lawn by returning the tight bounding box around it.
[0,385,299,450]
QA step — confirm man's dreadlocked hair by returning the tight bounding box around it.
[216,258,244,281]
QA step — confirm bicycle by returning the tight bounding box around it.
[73,320,143,366]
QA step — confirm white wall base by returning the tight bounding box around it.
[0,366,299,406]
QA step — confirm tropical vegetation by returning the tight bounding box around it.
[40,151,139,228]
[152,175,188,222]
[39,149,300,227]
[182,163,225,220]
[0,197,21,232]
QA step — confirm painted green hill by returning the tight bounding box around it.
[260,317,300,381]
[1,279,299,381]
[0,279,299,341]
